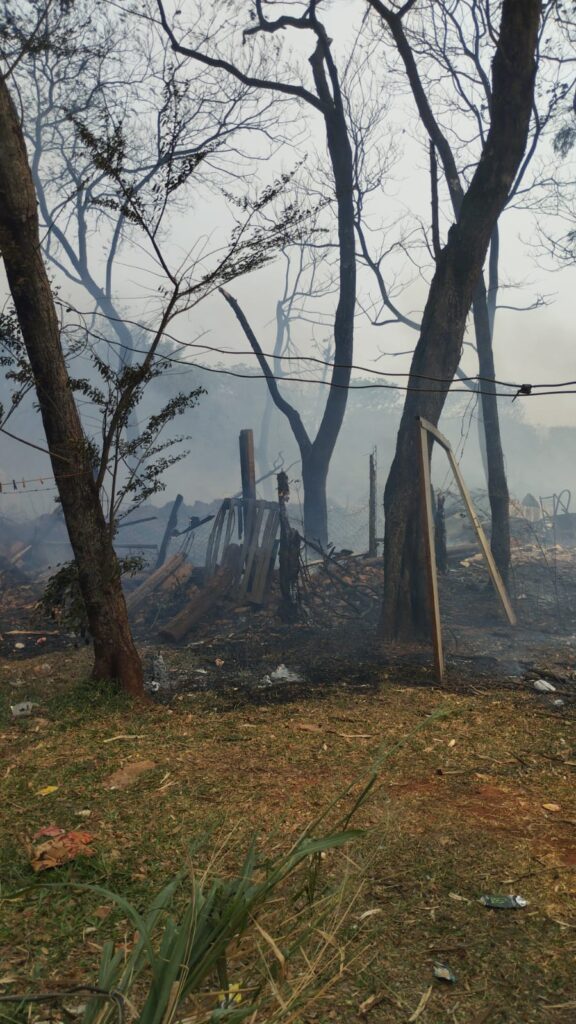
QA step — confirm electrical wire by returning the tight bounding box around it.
[79,333,576,398]
[65,308,576,391]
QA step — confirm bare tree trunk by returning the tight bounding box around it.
[301,453,328,547]
[376,0,541,639]
[164,8,356,552]
[472,274,510,582]
[0,74,144,697]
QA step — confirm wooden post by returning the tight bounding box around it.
[239,429,256,541]
[154,493,183,570]
[418,423,445,683]
[368,450,377,558]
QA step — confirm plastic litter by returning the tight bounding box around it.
[533,679,556,693]
[145,653,170,693]
[261,664,304,686]
[271,664,303,682]
[433,963,456,984]
[480,894,529,909]
[10,701,36,718]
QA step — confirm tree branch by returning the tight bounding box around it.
[155,0,324,112]
[366,0,464,213]
[219,287,311,454]
[429,140,441,260]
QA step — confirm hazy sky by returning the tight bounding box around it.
[1,0,575,513]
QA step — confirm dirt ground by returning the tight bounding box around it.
[1,640,575,1023]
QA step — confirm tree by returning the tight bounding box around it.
[365,0,542,639]
[156,0,357,547]
[1,2,308,690]
[354,1,570,585]
[0,71,145,695]
[253,238,338,490]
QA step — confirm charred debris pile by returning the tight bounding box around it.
[2,474,576,669]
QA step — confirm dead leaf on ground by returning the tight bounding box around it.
[295,723,323,733]
[30,829,95,872]
[93,905,113,920]
[359,991,389,1015]
[329,730,372,740]
[542,803,561,812]
[358,908,383,921]
[104,760,157,790]
[408,985,433,1022]
[36,785,59,797]
[102,734,145,744]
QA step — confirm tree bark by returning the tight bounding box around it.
[378,0,541,639]
[0,73,144,697]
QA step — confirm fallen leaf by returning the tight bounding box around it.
[36,785,59,797]
[93,905,113,920]
[358,908,382,921]
[102,735,145,744]
[253,919,286,977]
[448,892,471,903]
[359,991,388,1015]
[104,760,157,790]
[448,739,456,748]
[408,985,433,1022]
[542,803,561,812]
[214,658,225,668]
[295,723,323,733]
[30,830,95,872]
[33,825,64,839]
[329,730,372,739]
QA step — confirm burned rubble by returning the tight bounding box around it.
[2,461,576,710]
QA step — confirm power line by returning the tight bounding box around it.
[0,426,71,462]
[95,336,576,397]
[65,307,576,391]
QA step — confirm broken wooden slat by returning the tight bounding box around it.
[418,417,516,626]
[418,421,445,683]
[126,552,187,614]
[159,544,242,642]
[154,494,183,571]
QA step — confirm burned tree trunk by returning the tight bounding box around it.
[175,7,357,552]
[301,453,329,548]
[377,0,541,639]
[472,275,510,582]
[0,74,144,696]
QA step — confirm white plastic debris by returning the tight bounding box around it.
[10,701,36,718]
[260,664,304,688]
[145,653,170,693]
[533,679,556,693]
[552,698,565,707]
[270,664,303,683]
[152,653,168,683]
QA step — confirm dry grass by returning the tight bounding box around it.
[1,649,575,1023]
